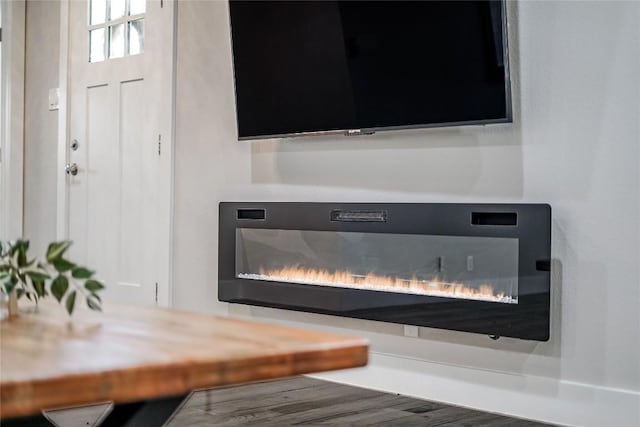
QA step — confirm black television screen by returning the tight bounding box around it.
[229,1,511,140]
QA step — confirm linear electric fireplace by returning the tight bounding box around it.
[219,203,551,341]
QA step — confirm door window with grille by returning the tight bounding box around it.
[89,0,145,62]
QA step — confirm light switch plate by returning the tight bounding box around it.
[48,88,60,111]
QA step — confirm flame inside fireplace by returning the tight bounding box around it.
[237,266,517,304]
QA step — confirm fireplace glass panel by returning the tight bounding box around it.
[235,228,518,304]
[236,228,519,304]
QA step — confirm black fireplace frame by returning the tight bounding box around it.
[219,202,551,341]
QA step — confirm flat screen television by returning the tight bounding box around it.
[229,1,511,140]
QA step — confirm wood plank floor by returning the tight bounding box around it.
[46,376,554,426]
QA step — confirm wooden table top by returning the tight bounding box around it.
[0,303,368,419]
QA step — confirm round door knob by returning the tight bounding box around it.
[65,163,79,176]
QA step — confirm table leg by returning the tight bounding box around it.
[0,413,57,427]
[97,393,189,427]
[1,393,189,427]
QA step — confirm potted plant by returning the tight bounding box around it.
[0,240,104,318]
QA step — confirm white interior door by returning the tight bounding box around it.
[64,0,173,306]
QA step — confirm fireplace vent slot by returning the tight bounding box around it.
[471,211,517,226]
[331,210,387,223]
[536,260,551,271]
[237,209,266,220]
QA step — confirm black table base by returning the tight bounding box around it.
[2,393,189,427]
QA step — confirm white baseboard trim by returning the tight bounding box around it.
[309,352,640,427]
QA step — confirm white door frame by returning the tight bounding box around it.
[0,0,25,241]
[55,0,70,242]
[56,0,177,307]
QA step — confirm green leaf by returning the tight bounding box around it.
[17,245,28,267]
[84,279,105,292]
[10,240,29,255]
[86,296,101,311]
[4,276,18,294]
[32,278,46,298]
[53,258,75,273]
[26,271,50,282]
[16,288,26,299]
[46,241,72,262]
[50,275,69,302]
[65,290,77,315]
[71,267,94,279]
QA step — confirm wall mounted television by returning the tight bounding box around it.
[229,1,512,140]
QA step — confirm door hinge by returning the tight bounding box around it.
[155,282,159,305]
[158,134,161,156]
[160,0,164,8]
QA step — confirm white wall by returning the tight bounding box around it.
[22,0,60,253]
[175,1,640,426]
[0,0,26,241]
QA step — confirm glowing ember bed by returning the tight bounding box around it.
[219,203,551,341]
